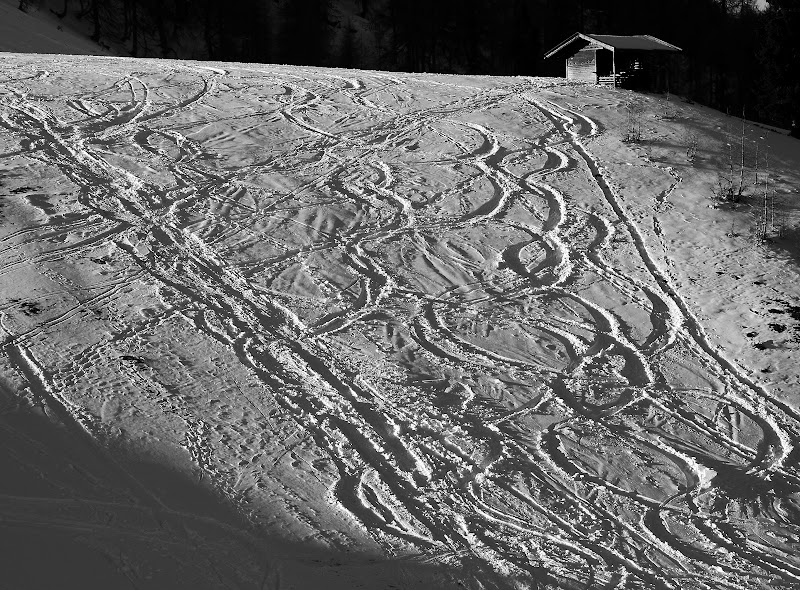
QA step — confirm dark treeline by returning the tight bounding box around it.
[33,0,800,131]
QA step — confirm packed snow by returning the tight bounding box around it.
[1,53,800,590]
[0,0,112,56]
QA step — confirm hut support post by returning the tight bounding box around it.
[612,50,616,87]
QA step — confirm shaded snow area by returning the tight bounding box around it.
[2,53,800,590]
[0,0,112,56]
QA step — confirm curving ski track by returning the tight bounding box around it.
[1,55,798,589]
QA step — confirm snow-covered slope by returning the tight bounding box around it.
[1,53,800,590]
[0,0,112,56]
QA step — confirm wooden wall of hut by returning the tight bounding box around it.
[567,49,597,83]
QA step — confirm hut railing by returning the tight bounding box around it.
[597,75,618,87]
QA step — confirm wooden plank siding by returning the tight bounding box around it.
[547,33,682,92]
[567,49,598,83]
[597,75,618,87]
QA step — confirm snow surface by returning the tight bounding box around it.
[1,53,800,590]
[0,0,112,56]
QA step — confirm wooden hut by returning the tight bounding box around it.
[544,33,682,91]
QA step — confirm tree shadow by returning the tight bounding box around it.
[765,223,800,271]
[0,385,533,590]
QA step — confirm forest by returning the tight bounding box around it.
[19,0,800,132]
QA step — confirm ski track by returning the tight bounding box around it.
[1,56,798,589]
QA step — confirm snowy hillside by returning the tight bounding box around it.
[1,53,800,590]
[0,0,112,56]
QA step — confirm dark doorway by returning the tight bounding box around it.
[597,48,614,77]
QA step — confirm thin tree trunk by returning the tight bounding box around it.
[770,172,775,234]
[122,0,130,41]
[131,0,138,56]
[753,142,759,187]
[90,0,100,42]
[204,15,215,60]
[762,152,770,239]
[737,108,746,198]
[157,8,172,58]
[727,125,735,198]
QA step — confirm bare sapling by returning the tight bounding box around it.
[713,113,750,203]
[753,140,760,188]
[643,136,653,161]
[770,187,776,236]
[774,193,785,239]
[661,86,677,121]
[623,101,644,143]
[760,151,770,240]
[768,170,781,238]
[713,128,736,201]
[737,108,746,200]
[686,131,699,164]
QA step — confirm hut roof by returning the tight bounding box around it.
[545,33,682,59]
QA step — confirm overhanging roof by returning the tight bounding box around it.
[590,35,682,51]
[545,33,682,59]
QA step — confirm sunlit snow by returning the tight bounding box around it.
[1,53,800,590]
